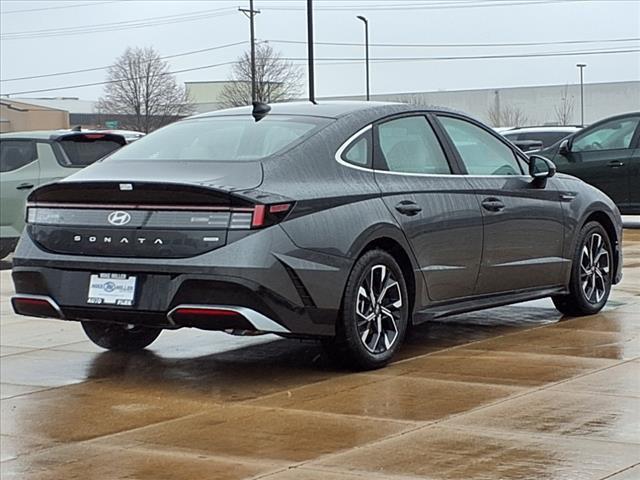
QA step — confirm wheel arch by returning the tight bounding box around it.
[580,209,621,283]
[353,233,421,319]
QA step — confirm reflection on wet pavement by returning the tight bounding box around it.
[1,230,639,479]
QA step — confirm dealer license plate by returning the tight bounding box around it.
[87,273,136,306]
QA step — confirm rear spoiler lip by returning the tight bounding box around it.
[48,131,127,146]
[27,179,293,208]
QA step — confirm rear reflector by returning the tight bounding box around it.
[169,307,253,330]
[12,296,62,319]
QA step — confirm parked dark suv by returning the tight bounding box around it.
[538,112,640,214]
[11,102,623,369]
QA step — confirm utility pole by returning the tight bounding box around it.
[356,16,370,101]
[576,63,586,126]
[239,0,260,104]
[307,0,316,103]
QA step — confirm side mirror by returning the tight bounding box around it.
[529,154,556,180]
[558,138,571,155]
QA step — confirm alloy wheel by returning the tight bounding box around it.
[580,232,610,304]
[355,264,403,354]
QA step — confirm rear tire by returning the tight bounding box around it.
[552,221,613,316]
[81,321,161,351]
[324,249,409,370]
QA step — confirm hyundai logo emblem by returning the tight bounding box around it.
[107,211,132,226]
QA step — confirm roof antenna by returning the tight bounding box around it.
[252,101,271,122]
[71,125,82,131]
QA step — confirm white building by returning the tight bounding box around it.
[323,81,640,127]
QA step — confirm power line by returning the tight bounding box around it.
[269,37,640,49]
[3,61,238,97]
[1,1,118,14]
[282,47,640,64]
[261,0,587,11]
[1,7,237,40]
[1,41,248,82]
[4,46,637,97]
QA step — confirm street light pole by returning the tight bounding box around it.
[239,0,260,104]
[576,63,586,126]
[356,15,370,101]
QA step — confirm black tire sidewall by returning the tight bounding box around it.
[569,222,613,314]
[81,321,161,351]
[339,250,409,369]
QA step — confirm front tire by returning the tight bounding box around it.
[81,321,161,351]
[325,249,409,370]
[552,221,613,316]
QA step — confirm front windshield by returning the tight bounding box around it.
[106,115,331,162]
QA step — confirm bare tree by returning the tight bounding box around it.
[219,43,302,107]
[487,103,528,127]
[98,47,193,133]
[554,84,575,125]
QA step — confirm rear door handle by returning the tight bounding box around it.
[608,160,625,168]
[481,197,505,212]
[16,183,34,190]
[395,201,422,216]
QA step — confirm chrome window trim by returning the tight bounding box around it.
[334,124,532,179]
[334,124,373,172]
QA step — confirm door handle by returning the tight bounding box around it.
[481,197,505,212]
[16,183,34,190]
[607,160,624,168]
[395,201,422,216]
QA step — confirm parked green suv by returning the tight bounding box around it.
[0,130,126,258]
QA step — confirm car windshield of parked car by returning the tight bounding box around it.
[106,115,331,162]
[572,117,640,152]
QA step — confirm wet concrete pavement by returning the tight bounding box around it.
[1,230,639,479]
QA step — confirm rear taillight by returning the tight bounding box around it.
[247,203,293,229]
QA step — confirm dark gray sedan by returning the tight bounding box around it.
[11,102,622,369]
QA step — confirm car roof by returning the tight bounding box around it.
[192,100,462,120]
[502,126,582,134]
[0,130,126,142]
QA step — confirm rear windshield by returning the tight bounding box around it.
[106,115,331,162]
[59,135,125,167]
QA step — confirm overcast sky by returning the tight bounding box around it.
[1,0,639,101]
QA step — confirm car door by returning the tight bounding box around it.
[552,115,640,208]
[435,114,566,295]
[0,140,40,240]
[373,114,483,302]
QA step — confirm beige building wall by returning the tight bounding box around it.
[0,99,69,133]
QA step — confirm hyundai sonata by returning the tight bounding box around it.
[11,102,623,369]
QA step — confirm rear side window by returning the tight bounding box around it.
[439,116,522,176]
[377,116,451,174]
[0,140,37,172]
[58,135,124,167]
[342,134,370,167]
[107,115,331,162]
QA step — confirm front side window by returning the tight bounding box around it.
[377,116,450,174]
[439,116,522,176]
[107,115,331,163]
[0,139,37,172]
[572,117,639,153]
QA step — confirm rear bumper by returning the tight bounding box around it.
[11,226,351,336]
